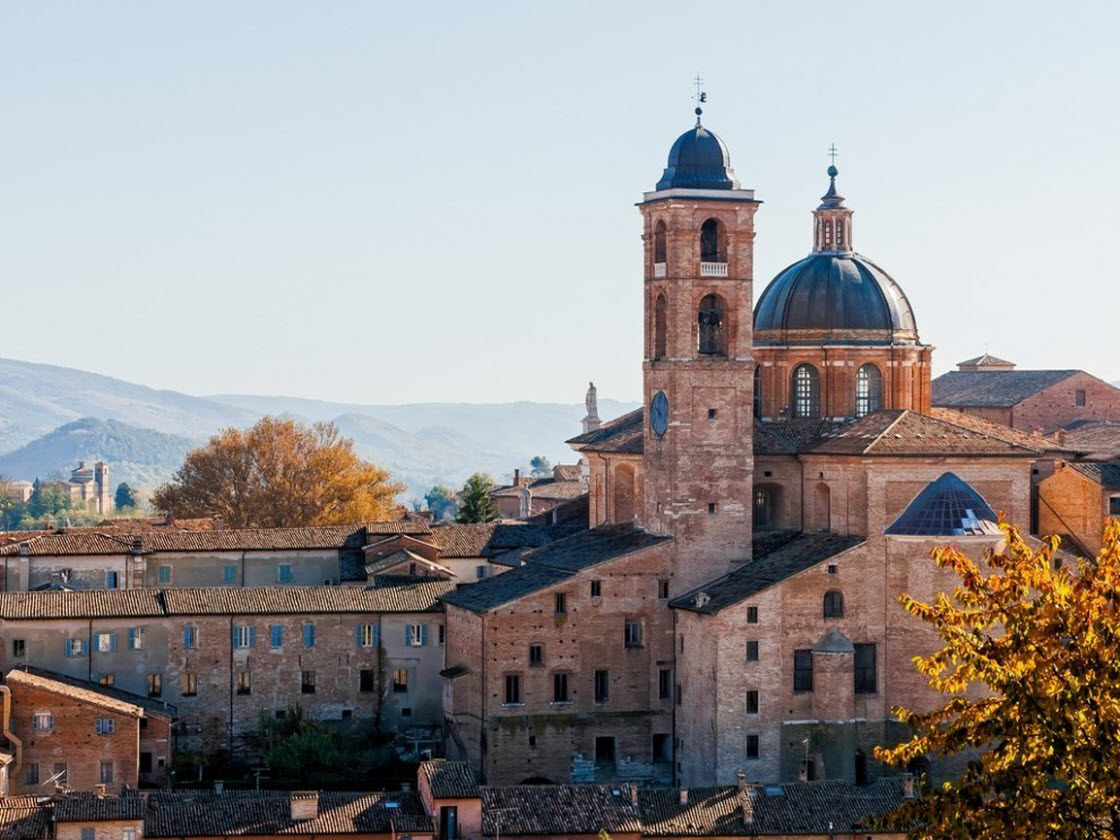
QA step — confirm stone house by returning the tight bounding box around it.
[490,466,587,521]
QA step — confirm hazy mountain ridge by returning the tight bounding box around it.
[0,356,637,500]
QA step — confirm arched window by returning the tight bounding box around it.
[653,294,667,360]
[753,365,763,419]
[697,295,725,355]
[792,364,820,418]
[855,364,883,417]
[699,219,725,263]
[823,590,844,619]
[654,220,667,264]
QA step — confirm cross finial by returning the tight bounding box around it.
[692,75,707,126]
[828,143,839,165]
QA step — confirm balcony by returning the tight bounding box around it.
[653,262,666,278]
[700,262,728,277]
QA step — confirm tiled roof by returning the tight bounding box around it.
[566,409,644,454]
[671,533,865,615]
[0,799,51,840]
[363,521,433,537]
[807,410,1041,457]
[639,778,909,836]
[161,581,451,615]
[143,791,430,836]
[1060,421,1120,460]
[553,464,582,481]
[364,549,453,577]
[932,369,1080,407]
[957,353,1015,367]
[1069,461,1120,490]
[0,589,165,619]
[491,477,584,501]
[754,420,845,455]
[0,532,135,557]
[928,407,1069,453]
[419,760,480,799]
[481,784,642,835]
[55,794,145,822]
[441,524,670,614]
[428,522,553,558]
[17,667,176,717]
[3,670,145,717]
[885,472,1001,536]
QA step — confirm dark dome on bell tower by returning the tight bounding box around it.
[655,108,740,191]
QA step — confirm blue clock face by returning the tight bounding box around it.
[650,391,669,437]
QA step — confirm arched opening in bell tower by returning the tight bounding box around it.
[654,220,667,264]
[699,218,726,263]
[697,294,726,355]
[653,294,667,360]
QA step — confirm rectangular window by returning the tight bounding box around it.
[658,668,671,699]
[393,669,408,694]
[183,625,197,650]
[504,674,521,705]
[65,637,88,657]
[128,627,144,650]
[158,565,172,584]
[594,669,610,703]
[1111,497,1120,517]
[746,734,760,759]
[80,828,94,840]
[233,625,254,648]
[303,623,316,647]
[106,571,118,589]
[555,592,567,615]
[32,712,53,732]
[236,670,251,695]
[99,673,115,687]
[357,623,377,648]
[53,763,68,786]
[438,624,445,645]
[590,579,602,598]
[747,606,759,624]
[277,563,293,583]
[95,717,115,735]
[746,640,759,661]
[12,639,24,658]
[25,763,39,785]
[553,672,569,703]
[624,619,644,648]
[746,689,759,715]
[181,673,198,697]
[595,736,616,765]
[95,632,116,653]
[794,649,813,693]
[406,623,427,646]
[99,760,114,784]
[270,625,283,648]
[855,643,877,694]
[222,564,237,584]
[1076,389,1087,406]
[652,733,671,762]
[360,669,375,693]
[301,670,316,694]
[475,565,491,579]
[528,644,543,667]
[658,579,670,600]
[122,830,135,840]
[139,752,152,774]
[147,673,162,697]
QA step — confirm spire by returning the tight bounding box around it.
[812,149,854,253]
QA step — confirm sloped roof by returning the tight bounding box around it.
[929,407,1070,453]
[0,799,51,840]
[364,549,454,578]
[17,666,176,717]
[481,784,642,835]
[671,533,865,615]
[55,795,145,822]
[885,472,1000,536]
[957,353,1015,367]
[807,410,1041,457]
[0,589,165,620]
[1069,461,1120,490]
[1060,421,1120,460]
[428,522,554,558]
[4,669,145,717]
[566,409,644,454]
[932,369,1081,407]
[419,760,480,799]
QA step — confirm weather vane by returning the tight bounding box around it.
[828,143,839,166]
[693,75,707,125]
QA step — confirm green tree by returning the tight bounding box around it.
[875,520,1120,839]
[114,482,139,510]
[529,455,552,478]
[456,473,499,523]
[424,484,458,521]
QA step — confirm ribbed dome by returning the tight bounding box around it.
[885,472,1000,536]
[753,253,919,346]
[655,125,739,191]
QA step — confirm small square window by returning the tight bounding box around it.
[658,579,670,600]
[96,717,116,735]
[827,564,838,575]
[528,735,537,748]
[708,408,717,419]
[12,639,25,658]
[236,670,251,695]
[80,826,94,840]
[401,707,412,717]
[393,669,408,693]
[277,564,293,583]
[747,606,759,624]
[301,670,317,694]
[746,734,760,759]
[1110,497,1120,517]
[32,712,53,732]
[99,673,115,687]
[624,619,644,648]
[590,579,602,598]
[157,565,172,584]
[708,502,717,515]
[529,644,543,667]
[746,640,759,661]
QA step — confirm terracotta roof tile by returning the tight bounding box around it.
[55,794,145,822]
[160,581,451,615]
[933,369,1081,408]
[419,760,479,799]
[807,410,1041,457]
[566,409,644,454]
[4,670,145,717]
[1069,461,1120,490]
[428,523,553,558]
[481,784,642,835]
[16,667,176,717]
[1061,421,1120,460]
[0,800,51,840]
[0,589,165,620]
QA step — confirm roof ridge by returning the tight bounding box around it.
[919,408,1040,453]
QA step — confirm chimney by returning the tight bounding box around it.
[798,763,808,782]
[94,783,106,796]
[1055,429,1066,444]
[212,516,225,531]
[736,772,746,794]
[513,469,520,487]
[902,773,915,799]
[291,791,319,821]
[17,542,29,557]
[131,536,144,553]
[629,784,638,806]
[678,788,688,805]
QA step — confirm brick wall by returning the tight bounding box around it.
[1012,372,1120,433]
[1037,464,1107,556]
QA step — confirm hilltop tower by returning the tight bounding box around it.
[639,105,759,590]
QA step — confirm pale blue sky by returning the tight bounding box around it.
[1,2,1116,405]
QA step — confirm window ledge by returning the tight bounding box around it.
[501,702,525,708]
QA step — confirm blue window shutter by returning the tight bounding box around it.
[355,624,362,646]
[420,625,428,646]
[128,628,136,649]
[405,625,413,646]
[372,624,380,646]
[81,639,89,656]
[249,626,257,648]
[231,626,237,647]
[110,634,118,653]
[65,639,72,657]
[271,625,282,647]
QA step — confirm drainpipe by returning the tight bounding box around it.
[229,616,235,755]
[0,685,22,774]
[88,617,94,682]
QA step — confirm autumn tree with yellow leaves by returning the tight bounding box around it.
[153,416,403,528]
[875,521,1120,839]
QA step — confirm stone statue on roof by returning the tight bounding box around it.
[582,381,601,434]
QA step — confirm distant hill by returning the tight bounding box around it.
[0,418,199,493]
[0,356,638,501]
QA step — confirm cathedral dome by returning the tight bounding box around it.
[753,165,919,346]
[655,120,739,191]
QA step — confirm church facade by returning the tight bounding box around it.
[440,110,1061,788]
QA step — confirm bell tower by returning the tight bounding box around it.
[639,102,759,592]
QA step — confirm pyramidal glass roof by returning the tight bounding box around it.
[885,472,1000,537]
